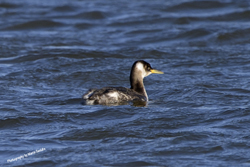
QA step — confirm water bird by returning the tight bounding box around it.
[82,60,163,105]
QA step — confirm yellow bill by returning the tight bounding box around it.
[150,69,164,74]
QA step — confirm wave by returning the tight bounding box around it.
[74,11,108,20]
[2,20,64,31]
[166,1,227,11]
[216,27,250,43]
[0,2,18,8]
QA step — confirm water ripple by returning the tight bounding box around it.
[1,0,250,166]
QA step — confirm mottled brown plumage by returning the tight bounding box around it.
[82,60,163,105]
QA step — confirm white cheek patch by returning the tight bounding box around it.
[135,62,147,78]
[136,62,144,71]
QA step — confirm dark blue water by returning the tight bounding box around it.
[1,0,250,166]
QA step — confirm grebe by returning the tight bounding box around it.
[82,60,163,105]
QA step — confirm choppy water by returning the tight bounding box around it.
[1,0,250,166]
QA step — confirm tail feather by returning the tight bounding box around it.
[83,89,96,99]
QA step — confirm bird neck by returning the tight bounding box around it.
[130,74,148,100]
